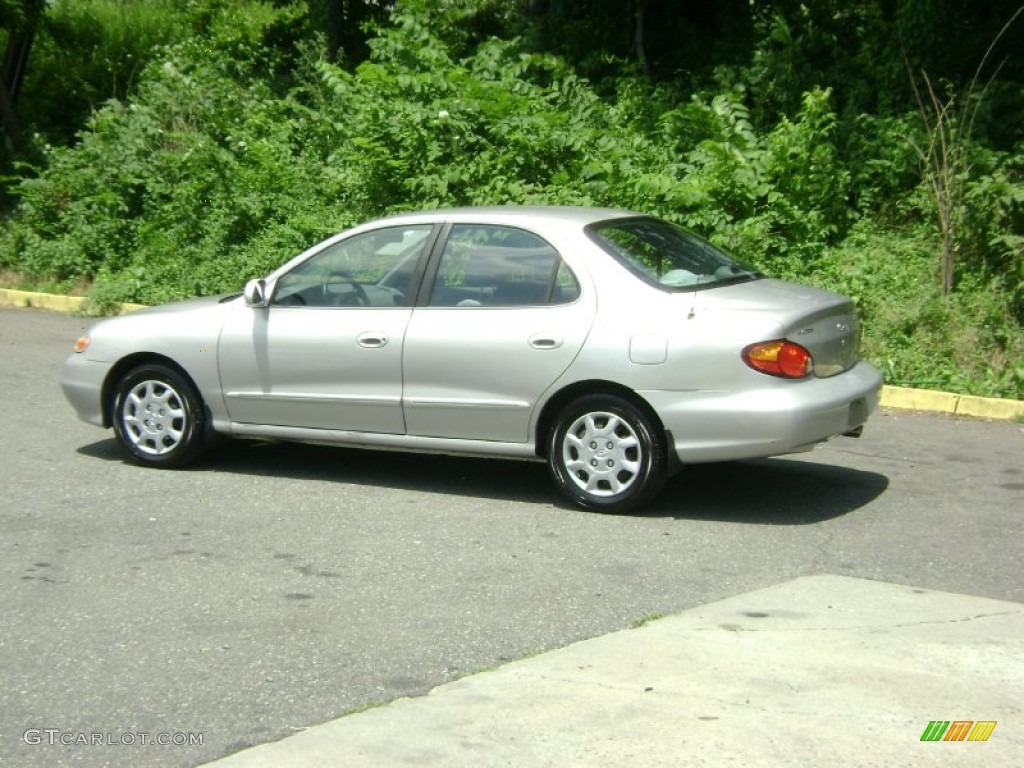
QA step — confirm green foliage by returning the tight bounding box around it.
[10,0,305,155]
[621,85,850,274]
[3,5,344,303]
[0,0,36,27]
[0,2,1021,399]
[19,0,192,148]
[961,145,1024,318]
[808,222,1024,400]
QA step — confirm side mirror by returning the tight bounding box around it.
[244,278,269,308]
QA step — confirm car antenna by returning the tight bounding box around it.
[687,239,714,320]
[689,241,710,320]
[688,273,703,319]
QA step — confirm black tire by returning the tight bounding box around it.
[111,363,207,468]
[547,394,667,512]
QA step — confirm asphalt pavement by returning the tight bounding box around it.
[2,305,1022,767]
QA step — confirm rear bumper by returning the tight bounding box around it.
[642,361,883,464]
[60,354,111,428]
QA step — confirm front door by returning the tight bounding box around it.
[217,225,434,433]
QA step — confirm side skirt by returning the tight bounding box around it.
[226,422,543,462]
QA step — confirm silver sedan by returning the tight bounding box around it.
[61,207,882,512]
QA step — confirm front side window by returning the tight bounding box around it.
[588,217,761,290]
[272,225,432,307]
[429,224,579,307]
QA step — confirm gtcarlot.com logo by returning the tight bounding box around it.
[23,729,204,747]
[920,720,997,742]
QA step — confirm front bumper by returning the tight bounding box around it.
[60,354,113,428]
[642,361,883,464]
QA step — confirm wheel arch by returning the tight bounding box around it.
[534,380,667,460]
[101,353,204,429]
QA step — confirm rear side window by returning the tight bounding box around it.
[429,224,580,307]
[588,217,761,290]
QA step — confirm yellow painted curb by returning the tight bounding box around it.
[956,394,1024,421]
[880,385,1024,421]
[0,288,145,315]
[3,287,1022,422]
[879,386,959,413]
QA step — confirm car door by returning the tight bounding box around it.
[217,224,434,433]
[402,223,595,443]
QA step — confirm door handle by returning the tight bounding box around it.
[357,332,389,348]
[528,334,563,350]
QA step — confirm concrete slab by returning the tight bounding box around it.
[203,575,1023,767]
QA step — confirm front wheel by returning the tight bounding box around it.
[112,363,207,468]
[547,394,667,512]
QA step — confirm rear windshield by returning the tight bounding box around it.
[587,217,762,290]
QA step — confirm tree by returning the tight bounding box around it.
[308,0,390,64]
[1,0,43,159]
[905,5,1023,294]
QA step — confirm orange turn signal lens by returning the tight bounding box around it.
[73,336,90,353]
[742,340,813,379]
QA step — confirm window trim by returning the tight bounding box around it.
[419,223,581,309]
[585,216,763,293]
[269,223,441,309]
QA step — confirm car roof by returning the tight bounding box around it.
[373,205,643,229]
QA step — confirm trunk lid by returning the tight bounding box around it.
[705,278,862,377]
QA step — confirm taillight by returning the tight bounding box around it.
[742,340,813,378]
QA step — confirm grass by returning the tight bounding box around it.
[630,612,667,629]
[0,270,90,296]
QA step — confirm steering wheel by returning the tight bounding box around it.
[322,269,370,307]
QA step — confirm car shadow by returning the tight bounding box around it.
[646,457,889,523]
[77,438,888,525]
[77,438,124,462]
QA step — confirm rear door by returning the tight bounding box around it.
[402,223,595,443]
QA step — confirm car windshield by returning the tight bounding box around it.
[587,217,761,290]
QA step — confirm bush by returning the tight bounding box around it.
[811,222,1024,399]
[19,0,192,148]
[1,4,1021,399]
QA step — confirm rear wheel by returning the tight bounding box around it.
[547,394,667,512]
[112,363,207,468]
